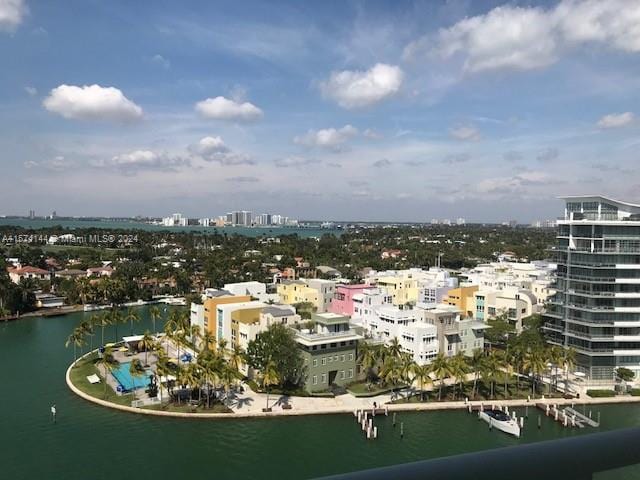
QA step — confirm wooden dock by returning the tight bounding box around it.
[536,403,600,428]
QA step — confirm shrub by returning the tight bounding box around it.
[587,389,616,398]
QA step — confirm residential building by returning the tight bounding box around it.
[543,195,640,380]
[365,268,456,306]
[294,313,362,393]
[472,287,536,332]
[190,291,252,339]
[277,280,318,307]
[162,213,188,227]
[305,279,336,313]
[215,301,266,344]
[259,305,301,329]
[329,284,370,316]
[445,285,479,318]
[415,304,488,358]
[223,281,280,303]
[7,266,51,284]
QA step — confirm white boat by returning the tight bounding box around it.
[479,409,521,437]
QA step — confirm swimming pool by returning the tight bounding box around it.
[111,362,152,392]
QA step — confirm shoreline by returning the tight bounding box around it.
[66,350,640,420]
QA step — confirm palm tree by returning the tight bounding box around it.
[189,324,202,349]
[261,358,280,411]
[495,350,513,399]
[110,308,123,343]
[450,352,469,399]
[76,277,93,305]
[129,358,146,401]
[469,348,484,399]
[163,317,177,355]
[125,308,140,336]
[65,327,86,364]
[387,338,403,359]
[229,344,244,373]
[523,348,547,397]
[379,356,401,388]
[155,351,170,404]
[357,342,379,388]
[78,320,93,354]
[549,345,564,392]
[410,363,432,401]
[562,347,577,393]
[220,364,240,407]
[149,306,162,334]
[430,353,451,401]
[510,345,525,392]
[217,338,229,359]
[138,331,155,366]
[201,330,216,353]
[97,346,119,398]
[97,312,111,347]
[481,351,501,399]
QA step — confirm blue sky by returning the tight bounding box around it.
[1,0,640,222]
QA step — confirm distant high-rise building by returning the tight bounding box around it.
[430,219,439,225]
[456,217,466,226]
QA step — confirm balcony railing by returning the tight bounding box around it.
[317,427,640,480]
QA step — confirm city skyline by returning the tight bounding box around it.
[2,0,640,222]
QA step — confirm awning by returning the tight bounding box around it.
[122,335,144,343]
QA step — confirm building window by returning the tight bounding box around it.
[313,375,317,385]
[313,359,318,367]
[334,355,339,362]
[340,371,346,379]
[348,353,354,361]
[341,355,345,362]
[321,373,327,383]
[322,358,326,365]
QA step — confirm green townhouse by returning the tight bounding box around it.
[295,312,362,393]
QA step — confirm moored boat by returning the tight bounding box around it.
[479,409,521,437]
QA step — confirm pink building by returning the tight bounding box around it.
[329,284,370,316]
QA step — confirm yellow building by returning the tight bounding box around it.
[375,276,420,305]
[203,294,252,338]
[277,280,319,308]
[444,285,478,318]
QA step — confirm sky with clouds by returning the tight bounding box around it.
[2,0,640,222]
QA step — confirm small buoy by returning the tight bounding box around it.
[373,426,378,438]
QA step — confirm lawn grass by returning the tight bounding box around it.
[347,382,405,397]
[143,403,233,414]
[68,353,131,406]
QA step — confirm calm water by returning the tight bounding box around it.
[0,218,342,238]
[1,307,640,479]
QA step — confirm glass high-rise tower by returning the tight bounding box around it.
[544,196,640,380]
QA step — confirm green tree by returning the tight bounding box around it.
[616,367,635,382]
[246,323,303,389]
[149,306,162,334]
[138,331,155,366]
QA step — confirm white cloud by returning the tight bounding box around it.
[43,84,143,121]
[189,135,254,165]
[363,128,383,139]
[597,112,635,129]
[195,96,263,122]
[294,125,358,150]
[320,63,403,109]
[373,158,392,168]
[555,0,640,53]
[99,150,189,172]
[449,125,481,141]
[23,156,75,171]
[24,86,37,96]
[408,0,640,73]
[476,171,558,195]
[151,54,170,69]
[0,0,27,32]
[274,156,319,168]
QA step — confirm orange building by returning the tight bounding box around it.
[203,295,251,338]
[444,285,478,318]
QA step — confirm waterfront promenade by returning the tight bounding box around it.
[66,352,640,419]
